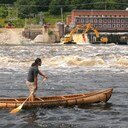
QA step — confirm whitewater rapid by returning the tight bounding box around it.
[0,43,128,74]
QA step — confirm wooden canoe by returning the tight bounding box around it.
[0,88,113,109]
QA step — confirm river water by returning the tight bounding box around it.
[0,43,128,128]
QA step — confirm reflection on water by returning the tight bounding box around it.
[0,43,128,128]
[78,102,113,110]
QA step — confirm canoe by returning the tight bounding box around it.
[0,88,113,109]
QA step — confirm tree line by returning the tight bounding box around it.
[0,0,127,19]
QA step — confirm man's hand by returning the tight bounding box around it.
[43,76,47,81]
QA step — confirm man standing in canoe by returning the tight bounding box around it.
[26,58,47,101]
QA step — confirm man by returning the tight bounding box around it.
[26,58,47,101]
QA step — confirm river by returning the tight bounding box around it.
[0,43,128,128]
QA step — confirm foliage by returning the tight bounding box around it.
[49,0,65,15]
[4,18,25,27]
[0,0,127,27]
[48,29,53,35]
[12,18,25,27]
[35,0,51,12]
[0,7,8,18]
[0,18,5,27]
[0,0,16,4]
[44,12,62,24]
[92,0,119,10]
[14,0,38,18]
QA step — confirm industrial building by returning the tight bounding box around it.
[66,10,128,44]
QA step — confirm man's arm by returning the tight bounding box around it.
[39,70,47,79]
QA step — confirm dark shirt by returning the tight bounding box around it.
[27,66,39,82]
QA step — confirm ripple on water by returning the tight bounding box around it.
[0,44,128,128]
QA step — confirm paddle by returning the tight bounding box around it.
[10,91,33,114]
[10,78,47,114]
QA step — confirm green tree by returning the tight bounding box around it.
[0,7,8,18]
[64,0,75,12]
[49,0,65,15]
[77,0,95,9]
[35,0,51,12]
[92,0,119,10]
[63,0,99,10]
[15,0,38,18]
[0,0,16,4]
[117,0,128,9]
[73,0,93,9]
